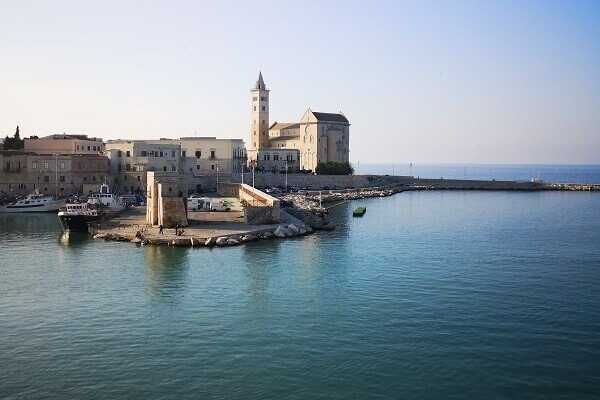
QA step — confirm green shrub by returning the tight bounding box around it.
[315,161,354,175]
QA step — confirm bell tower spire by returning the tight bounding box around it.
[249,71,270,159]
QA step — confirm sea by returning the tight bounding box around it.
[357,163,600,184]
[1,168,600,399]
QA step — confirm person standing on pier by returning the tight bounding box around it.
[159,225,164,235]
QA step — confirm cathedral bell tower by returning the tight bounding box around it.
[250,71,269,158]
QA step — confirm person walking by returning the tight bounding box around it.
[159,225,164,235]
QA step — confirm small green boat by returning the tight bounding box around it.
[353,207,366,217]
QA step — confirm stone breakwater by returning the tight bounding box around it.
[93,222,314,248]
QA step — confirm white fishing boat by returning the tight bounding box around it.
[57,202,100,232]
[0,192,65,213]
[86,183,126,214]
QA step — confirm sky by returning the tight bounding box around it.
[1,0,599,164]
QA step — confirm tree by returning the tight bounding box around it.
[3,126,24,150]
[315,161,354,175]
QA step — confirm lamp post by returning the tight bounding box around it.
[285,160,288,192]
[249,159,256,188]
[54,153,58,198]
[216,163,219,193]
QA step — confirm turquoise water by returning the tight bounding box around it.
[1,191,600,399]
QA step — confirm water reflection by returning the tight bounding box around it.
[143,246,189,300]
[0,213,62,235]
[57,231,89,248]
[242,239,283,303]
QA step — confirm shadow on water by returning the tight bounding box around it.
[0,213,62,235]
[143,245,189,300]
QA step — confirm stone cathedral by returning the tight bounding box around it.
[247,72,350,173]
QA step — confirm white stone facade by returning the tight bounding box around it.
[249,72,350,172]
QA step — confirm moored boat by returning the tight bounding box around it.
[353,207,367,217]
[58,183,126,232]
[0,192,65,213]
[58,203,100,232]
[87,183,126,215]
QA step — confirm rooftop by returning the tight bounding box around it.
[28,134,103,142]
[311,112,349,123]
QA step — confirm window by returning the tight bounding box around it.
[126,164,131,171]
[210,150,215,159]
[32,162,37,169]
[253,106,256,111]
[211,165,215,170]
[59,176,65,182]
[274,155,279,161]
[44,161,49,169]
[83,176,88,182]
[171,151,175,158]
[262,106,265,111]
[262,120,265,125]
[163,166,167,172]
[195,151,201,159]
[87,146,91,151]
[182,150,186,157]
[141,150,147,156]
[76,145,80,151]
[137,176,141,182]
[196,165,200,170]
[60,161,66,169]
[93,146,96,151]
[126,150,131,157]
[263,154,270,161]
[260,96,266,101]
[44,176,49,183]
[118,150,122,157]
[159,151,163,157]
[171,165,176,172]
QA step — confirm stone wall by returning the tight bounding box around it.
[146,171,188,228]
[158,195,188,228]
[217,182,280,224]
[227,173,544,191]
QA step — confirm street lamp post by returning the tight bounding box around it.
[216,164,219,193]
[54,153,58,198]
[285,160,288,192]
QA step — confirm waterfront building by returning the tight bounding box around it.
[179,137,246,176]
[256,148,300,173]
[105,140,183,194]
[247,72,350,172]
[24,134,104,154]
[0,150,110,196]
[105,137,246,194]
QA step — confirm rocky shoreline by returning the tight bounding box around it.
[90,186,401,248]
[93,221,315,248]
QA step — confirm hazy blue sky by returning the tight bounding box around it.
[2,0,599,163]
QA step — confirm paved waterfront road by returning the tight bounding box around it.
[1,191,600,399]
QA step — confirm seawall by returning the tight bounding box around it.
[229,173,552,191]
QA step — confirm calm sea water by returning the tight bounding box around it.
[1,191,600,399]
[358,163,600,183]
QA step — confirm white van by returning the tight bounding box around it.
[187,197,232,212]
